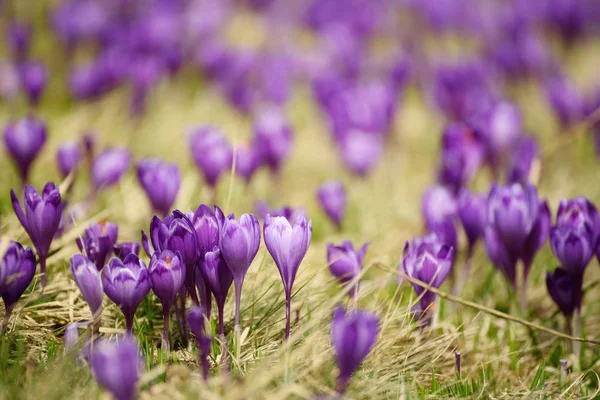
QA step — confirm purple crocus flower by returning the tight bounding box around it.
[0,241,36,333]
[545,76,583,129]
[91,147,131,190]
[56,141,83,178]
[219,212,261,329]
[149,249,186,352]
[457,190,487,252]
[4,116,47,185]
[102,255,151,333]
[422,185,458,250]
[70,254,104,322]
[187,306,212,381]
[199,247,232,335]
[327,241,369,296]
[90,336,144,400]
[76,220,119,270]
[255,201,306,223]
[546,267,580,318]
[188,204,220,259]
[113,242,141,260]
[136,158,181,217]
[189,126,233,188]
[11,182,65,287]
[252,106,293,174]
[316,180,347,230]
[437,123,484,192]
[5,22,31,60]
[331,306,379,394]
[264,214,312,339]
[235,144,262,183]
[400,233,454,316]
[507,137,540,186]
[482,102,523,173]
[18,61,47,106]
[338,130,384,177]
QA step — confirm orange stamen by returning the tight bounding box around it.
[166,256,171,268]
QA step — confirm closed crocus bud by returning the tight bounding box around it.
[327,241,369,296]
[338,129,384,177]
[522,201,551,272]
[199,247,233,335]
[264,214,312,339]
[18,61,47,106]
[0,241,36,332]
[91,147,131,190]
[235,144,262,183]
[136,158,181,217]
[102,255,151,333]
[422,185,458,250]
[76,220,119,270]
[4,116,47,184]
[507,137,540,186]
[165,212,200,305]
[91,336,144,400]
[189,126,233,187]
[457,190,487,251]
[484,226,517,286]
[437,124,484,192]
[546,77,583,129]
[11,182,65,287]
[317,180,347,230]
[546,267,581,318]
[113,242,141,260]
[220,212,261,328]
[484,102,522,169]
[331,306,379,394]
[189,204,220,259]
[400,233,454,315]
[187,306,212,381]
[70,254,104,318]
[56,141,83,178]
[6,22,31,60]
[252,106,293,173]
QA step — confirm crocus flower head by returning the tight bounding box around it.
[338,129,384,177]
[400,233,454,313]
[545,76,583,129]
[113,242,141,260]
[219,213,261,286]
[327,241,369,293]
[11,182,65,286]
[546,267,581,317]
[187,306,212,381]
[148,249,186,307]
[0,241,36,312]
[102,255,151,332]
[252,106,293,173]
[189,126,233,187]
[422,185,458,250]
[136,158,181,217]
[188,204,220,259]
[457,190,487,251]
[521,200,551,274]
[6,21,31,60]
[70,254,104,316]
[4,116,47,183]
[437,123,484,191]
[76,220,119,270]
[56,141,83,178]
[255,200,306,223]
[90,336,144,400]
[18,61,47,106]
[317,180,347,230]
[331,306,379,393]
[482,101,522,168]
[91,147,131,190]
[235,143,262,183]
[507,137,540,186]
[199,247,233,333]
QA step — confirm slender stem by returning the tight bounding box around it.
[163,303,171,355]
[1,305,14,335]
[92,306,102,337]
[454,246,473,296]
[200,341,210,381]
[234,280,242,329]
[125,312,134,335]
[40,255,47,288]
[285,292,291,340]
[519,272,528,316]
[173,296,185,345]
[573,307,582,365]
[336,377,349,394]
[188,282,199,305]
[218,303,225,336]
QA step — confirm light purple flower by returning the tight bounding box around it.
[252,106,293,173]
[136,158,181,217]
[189,126,233,187]
[70,254,103,317]
[76,220,119,270]
[327,241,369,295]
[457,189,487,251]
[91,147,131,190]
[187,306,212,381]
[18,61,47,106]
[0,241,36,328]
[56,141,83,178]
[199,247,232,335]
[317,180,346,230]
[338,130,384,177]
[4,116,47,184]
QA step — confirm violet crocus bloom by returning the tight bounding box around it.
[56,141,83,178]
[90,336,144,400]
[235,144,262,183]
[18,61,47,106]
[546,267,580,319]
[400,233,454,316]
[482,102,523,172]
[187,306,212,381]
[264,214,312,339]
[0,241,36,334]
[437,123,485,192]
[422,185,458,250]
[11,182,65,287]
[4,116,47,184]
[457,190,487,253]
[199,247,233,335]
[338,130,384,177]
[219,212,261,329]
[189,126,233,187]
[545,76,583,129]
[317,180,346,230]
[149,249,186,352]
[102,255,151,333]
[136,158,181,217]
[507,137,540,186]
[70,254,104,322]
[76,220,119,270]
[327,241,369,296]
[113,242,141,260]
[5,22,31,60]
[91,147,131,190]
[331,306,379,394]
[255,201,306,223]
[252,106,293,174]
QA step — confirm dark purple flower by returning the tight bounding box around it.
[11,182,65,287]
[136,158,181,217]
[545,76,583,129]
[327,241,369,295]
[91,148,131,190]
[331,306,379,393]
[187,306,212,381]
[199,247,233,335]
[437,123,484,191]
[484,226,517,285]
[188,204,220,259]
[0,241,36,331]
[113,242,140,260]
[5,22,31,60]
[546,267,581,317]
[18,61,47,106]
[507,137,540,186]
[70,254,103,317]
[338,130,384,177]
[189,126,233,187]
[235,144,262,183]
[102,255,151,333]
[457,190,487,251]
[522,201,551,274]
[90,336,143,400]
[56,141,83,178]
[76,220,118,270]
[317,180,346,230]
[481,102,523,170]
[422,185,458,250]
[264,214,312,339]
[4,116,47,184]
[252,106,293,173]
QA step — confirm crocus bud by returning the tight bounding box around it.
[546,77,583,129]
[521,201,551,273]
[546,267,581,317]
[136,158,181,217]
[437,124,484,192]
[189,126,233,187]
[11,182,65,287]
[252,106,293,173]
[56,141,83,178]
[317,180,346,230]
[338,130,384,177]
[199,247,233,335]
[4,116,47,184]
[331,306,379,393]
[149,250,186,307]
[70,254,104,317]
[91,336,144,400]
[187,306,212,381]
[102,255,151,333]
[0,241,36,325]
[76,221,119,270]
[235,144,262,183]
[455,350,461,377]
[5,22,31,60]
[422,185,458,250]
[483,102,522,170]
[507,137,540,186]
[113,242,140,260]
[484,226,516,285]
[457,190,487,251]
[18,61,47,106]
[327,241,369,295]
[189,204,220,259]
[91,147,131,190]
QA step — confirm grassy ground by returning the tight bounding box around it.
[3,10,600,400]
